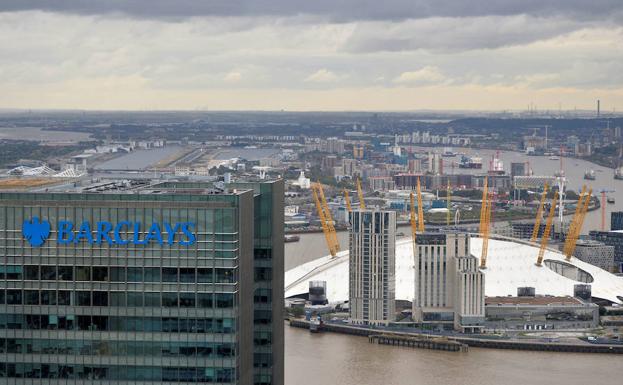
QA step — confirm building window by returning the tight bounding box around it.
[162,292,178,307]
[163,268,178,283]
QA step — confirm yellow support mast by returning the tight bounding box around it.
[311,185,337,257]
[563,185,587,257]
[536,191,559,267]
[479,177,489,235]
[446,180,451,226]
[356,178,366,210]
[530,183,549,242]
[317,182,340,254]
[480,188,493,269]
[416,177,425,232]
[343,189,352,213]
[410,191,418,252]
[566,188,592,260]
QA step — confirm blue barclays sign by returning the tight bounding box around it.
[22,217,196,247]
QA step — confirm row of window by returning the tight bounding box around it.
[0,363,234,382]
[0,338,235,358]
[0,314,235,333]
[0,289,235,308]
[0,265,236,284]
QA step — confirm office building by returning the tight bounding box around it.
[612,211,623,231]
[510,162,526,178]
[349,209,396,325]
[412,233,485,332]
[0,179,284,385]
[571,240,615,272]
[589,230,623,273]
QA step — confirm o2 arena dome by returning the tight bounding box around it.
[285,235,623,305]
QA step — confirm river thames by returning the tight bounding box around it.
[284,149,623,385]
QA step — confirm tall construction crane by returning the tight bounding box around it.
[530,183,549,242]
[311,183,340,257]
[317,183,340,253]
[564,189,593,261]
[562,185,587,257]
[598,188,615,230]
[416,177,425,232]
[311,185,338,257]
[536,191,559,267]
[479,177,489,235]
[343,189,352,213]
[356,178,366,210]
[479,178,492,269]
[566,188,592,260]
[446,180,451,226]
[410,191,418,252]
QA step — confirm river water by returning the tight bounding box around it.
[284,149,623,385]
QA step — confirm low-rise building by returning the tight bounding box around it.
[485,295,599,330]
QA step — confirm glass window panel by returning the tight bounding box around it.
[162,292,178,307]
[109,292,126,307]
[110,267,125,282]
[179,268,195,283]
[197,293,213,308]
[41,266,56,280]
[179,293,195,308]
[24,290,39,305]
[127,292,143,307]
[57,266,73,281]
[92,267,108,282]
[144,292,160,307]
[92,291,108,306]
[215,268,235,283]
[58,291,71,306]
[162,268,178,283]
[41,290,56,305]
[216,293,234,308]
[75,267,90,281]
[143,268,160,282]
[76,291,90,306]
[127,267,142,282]
[197,268,212,283]
[24,266,39,280]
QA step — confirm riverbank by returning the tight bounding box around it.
[289,319,623,354]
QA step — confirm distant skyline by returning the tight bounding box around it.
[1,1,622,111]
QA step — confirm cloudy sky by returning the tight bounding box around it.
[1,1,622,111]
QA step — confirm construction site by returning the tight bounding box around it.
[286,174,623,336]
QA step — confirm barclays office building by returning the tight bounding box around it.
[0,179,284,385]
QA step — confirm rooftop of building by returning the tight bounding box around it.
[0,174,280,201]
[485,296,583,306]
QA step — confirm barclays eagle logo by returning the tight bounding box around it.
[22,217,51,247]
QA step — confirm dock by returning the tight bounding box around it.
[289,319,623,354]
[369,334,468,352]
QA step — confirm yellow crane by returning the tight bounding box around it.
[562,185,587,257]
[416,177,425,232]
[343,189,352,213]
[446,180,451,226]
[536,191,559,267]
[530,183,549,242]
[317,182,340,254]
[479,179,491,268]
[410,191,418,252]
[356,178,366,210]
[311,185,338,257]
[479,177,489,235]
[566,188,592,260]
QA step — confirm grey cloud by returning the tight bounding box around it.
[1,0,622,22]
[343,16,595,52]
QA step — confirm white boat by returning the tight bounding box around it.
[549,155,560,160]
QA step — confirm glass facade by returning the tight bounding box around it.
[0,183,278,384]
